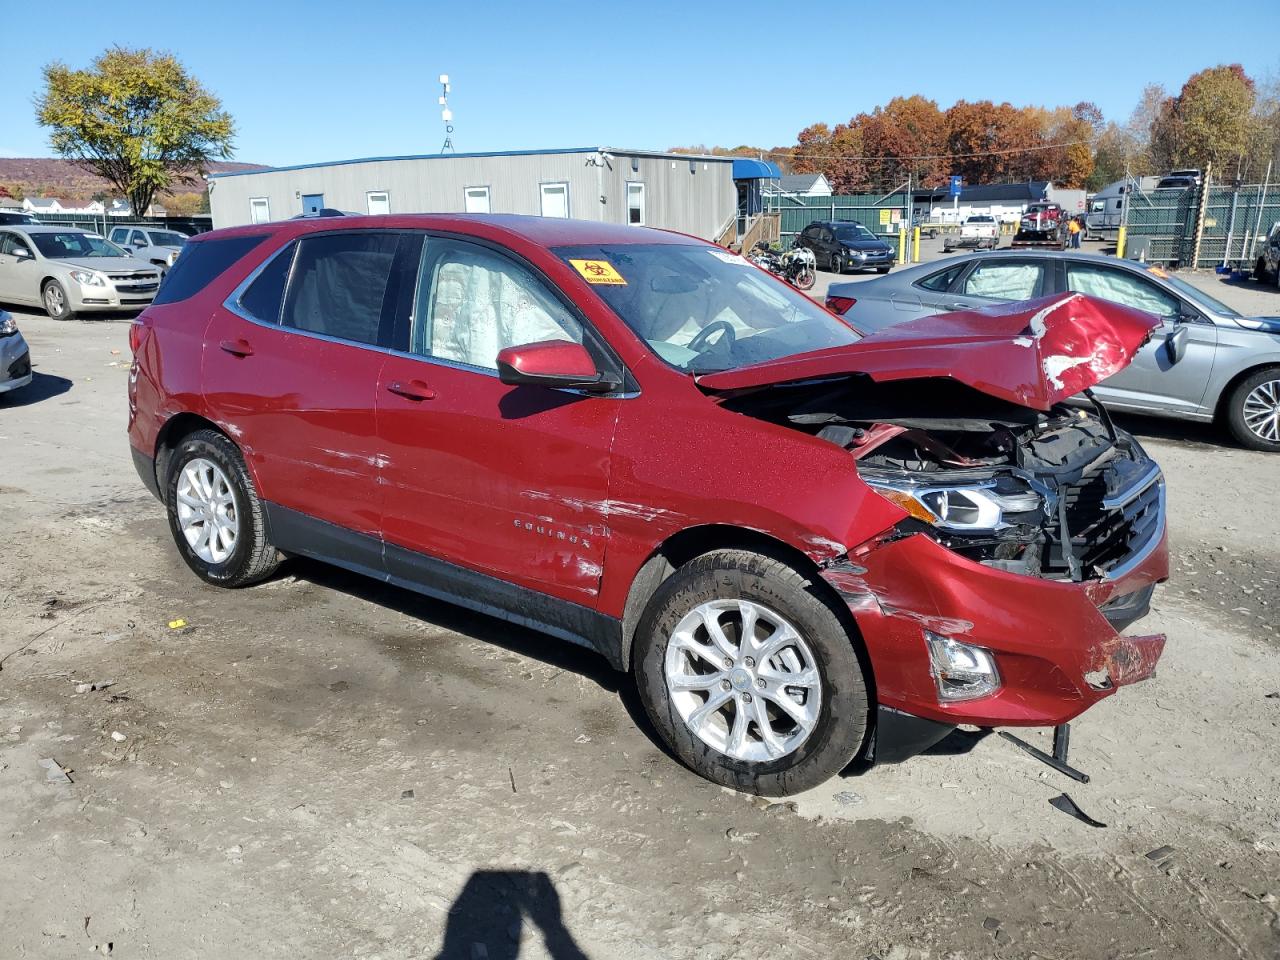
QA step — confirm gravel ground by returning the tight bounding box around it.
[2,269,1279,959]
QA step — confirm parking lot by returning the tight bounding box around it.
[2,267,1279,959]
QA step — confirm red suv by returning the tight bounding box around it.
[129,215,1169,795]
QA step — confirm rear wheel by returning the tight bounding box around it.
[164,429,282,586]
[1225,368,1280,451]
[634,549,870,795]
[1255,258,1273,284]
[42,280,74,321]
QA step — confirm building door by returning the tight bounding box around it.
[301,194,325,215]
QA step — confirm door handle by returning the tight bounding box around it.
[386,379,435,401]
[945,303,971,311]
[219,338,253,357]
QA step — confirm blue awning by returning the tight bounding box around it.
[732,158,782,180]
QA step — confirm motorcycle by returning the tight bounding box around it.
[747,241,817,291]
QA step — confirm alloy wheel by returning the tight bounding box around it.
[664,599,822,763]
[44,284,66,318]
[175,457,239,563]
[1242,378,1280,443]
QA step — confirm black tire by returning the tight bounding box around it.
[1224,367,1280,452]
[876,266,892,274]
[830,251,843,274]
[633,549,870,796]
[1255,258,1272,284]
[42,279,75,321]
[164,428,282,586]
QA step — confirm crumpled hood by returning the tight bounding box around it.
[696,292,1160,411]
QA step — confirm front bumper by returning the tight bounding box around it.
[848,247,894,266]
[822,523,1168,732]
[0,334,31,393]
[68,275,160,312]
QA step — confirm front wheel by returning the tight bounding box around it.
[830,252,844,274]
[1226,368,1280,451]
[1255,258,1273,284]
[43,280,74,321]
[165,429,283,586]
[634,550,870,795]
[792,267,816,291]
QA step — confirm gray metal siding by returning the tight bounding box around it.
[209,151,736,239]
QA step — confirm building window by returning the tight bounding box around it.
[249,197,270,224]
[464,186,491,214]
[626,182,645,226]
[540,182,569,218]
[366,190,390,215]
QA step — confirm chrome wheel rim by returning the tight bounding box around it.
[45,285,65,317]
[664,599,822,763]
[1242,379,1280,443]
[175,458,239,563]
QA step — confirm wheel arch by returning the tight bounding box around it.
[1213,361,1280,423]
[152,412,236,504]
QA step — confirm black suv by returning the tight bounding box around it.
[794,220,895,274]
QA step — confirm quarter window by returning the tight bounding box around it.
[411,238,583,370]
[916,263,964,292]
[366,191,390,215]
[249,197,271,224]
[1066,263,1180,321]
[961,261,1044,301]
[150,235,267,306]
[626,182,646,225]
[280,232,400,346]
[238,244,296,324]
[464,186,491,214]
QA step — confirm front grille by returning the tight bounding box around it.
[7,350,30,380]
[1048,460,1162,577]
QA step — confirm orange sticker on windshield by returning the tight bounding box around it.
[569,259,627,285]
[1148,265,1169,278]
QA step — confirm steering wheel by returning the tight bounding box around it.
[687,319,736,355]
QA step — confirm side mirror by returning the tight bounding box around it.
[1167,324,1189,364]
[496,340,617,393]
[12,245,32,260]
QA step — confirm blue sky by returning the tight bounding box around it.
[2,0,1276,166]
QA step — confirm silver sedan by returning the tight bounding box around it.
[0,225,162,320]
[825,250,1280,451]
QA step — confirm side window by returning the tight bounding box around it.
[626,182,645,225]
[961,261,1044,301]
[280,232,400,346]
[802,225,819,241]
[916,263,964,293]
[109,228,127,244]
[1066,263,1180,322]
[411,238,583,370]
[0,232,14,255]
[238,244,296,324]
[151,235,268,306]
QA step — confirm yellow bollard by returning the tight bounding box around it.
[898,228,907,264]
[912,226,921,263]
[1116,225,1127,259]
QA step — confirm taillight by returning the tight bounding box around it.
[825,295,856,315]
[129,317,151,355]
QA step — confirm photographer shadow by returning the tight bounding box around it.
[436,870,589,960]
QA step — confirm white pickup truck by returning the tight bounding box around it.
[944,214,1000,252]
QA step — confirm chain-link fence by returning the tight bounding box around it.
[24,212,213,236]
[1124,177,1279,269]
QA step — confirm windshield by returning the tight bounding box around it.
[1151,268,1242,318]
[554,243,861,374]
[834,224,875,241]
[30,232,126,259]
[147,230,187,246]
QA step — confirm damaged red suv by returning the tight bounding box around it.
[128,215,1168,795]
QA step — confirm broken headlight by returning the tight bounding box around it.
[925,632,1001,702]
[864,477,1041,532]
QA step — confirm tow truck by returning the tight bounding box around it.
[1012,202,1067,249]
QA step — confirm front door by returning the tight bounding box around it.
[1062,260,1218,416]
[201,231,403,545]
[301,194,325,216]
[377,234,621,606]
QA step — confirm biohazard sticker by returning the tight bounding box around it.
[569,259,627,285]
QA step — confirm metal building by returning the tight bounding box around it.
[206,147,743,240]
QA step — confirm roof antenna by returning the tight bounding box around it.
[438,74,454,154]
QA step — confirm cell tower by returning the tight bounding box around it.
[438,74,454,154]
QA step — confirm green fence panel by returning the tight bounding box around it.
[767,194,908,245]
[1124,180,1279,269]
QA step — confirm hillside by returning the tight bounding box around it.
[0,158,269,204]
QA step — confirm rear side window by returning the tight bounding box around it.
[280,232,400,346]
[152,235,267,306]
[916,263,963,292]
[238,244,296,324]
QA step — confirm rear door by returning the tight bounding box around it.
[376,233,622,605]
[202,229,405,547]
[939,257,1049,312]
[1062,259,1217,415]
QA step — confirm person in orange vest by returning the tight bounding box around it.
[1068,215,1082,249]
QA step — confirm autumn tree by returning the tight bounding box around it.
[36,47,234,218]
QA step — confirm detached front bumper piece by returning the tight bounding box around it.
[822,527,1168,757]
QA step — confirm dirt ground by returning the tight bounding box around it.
[2,267,1279,959]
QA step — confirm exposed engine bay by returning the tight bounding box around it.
[720,375,1164,582]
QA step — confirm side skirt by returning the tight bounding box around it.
[263,502,625,671]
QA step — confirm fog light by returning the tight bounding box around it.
[925,632,1001,702]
